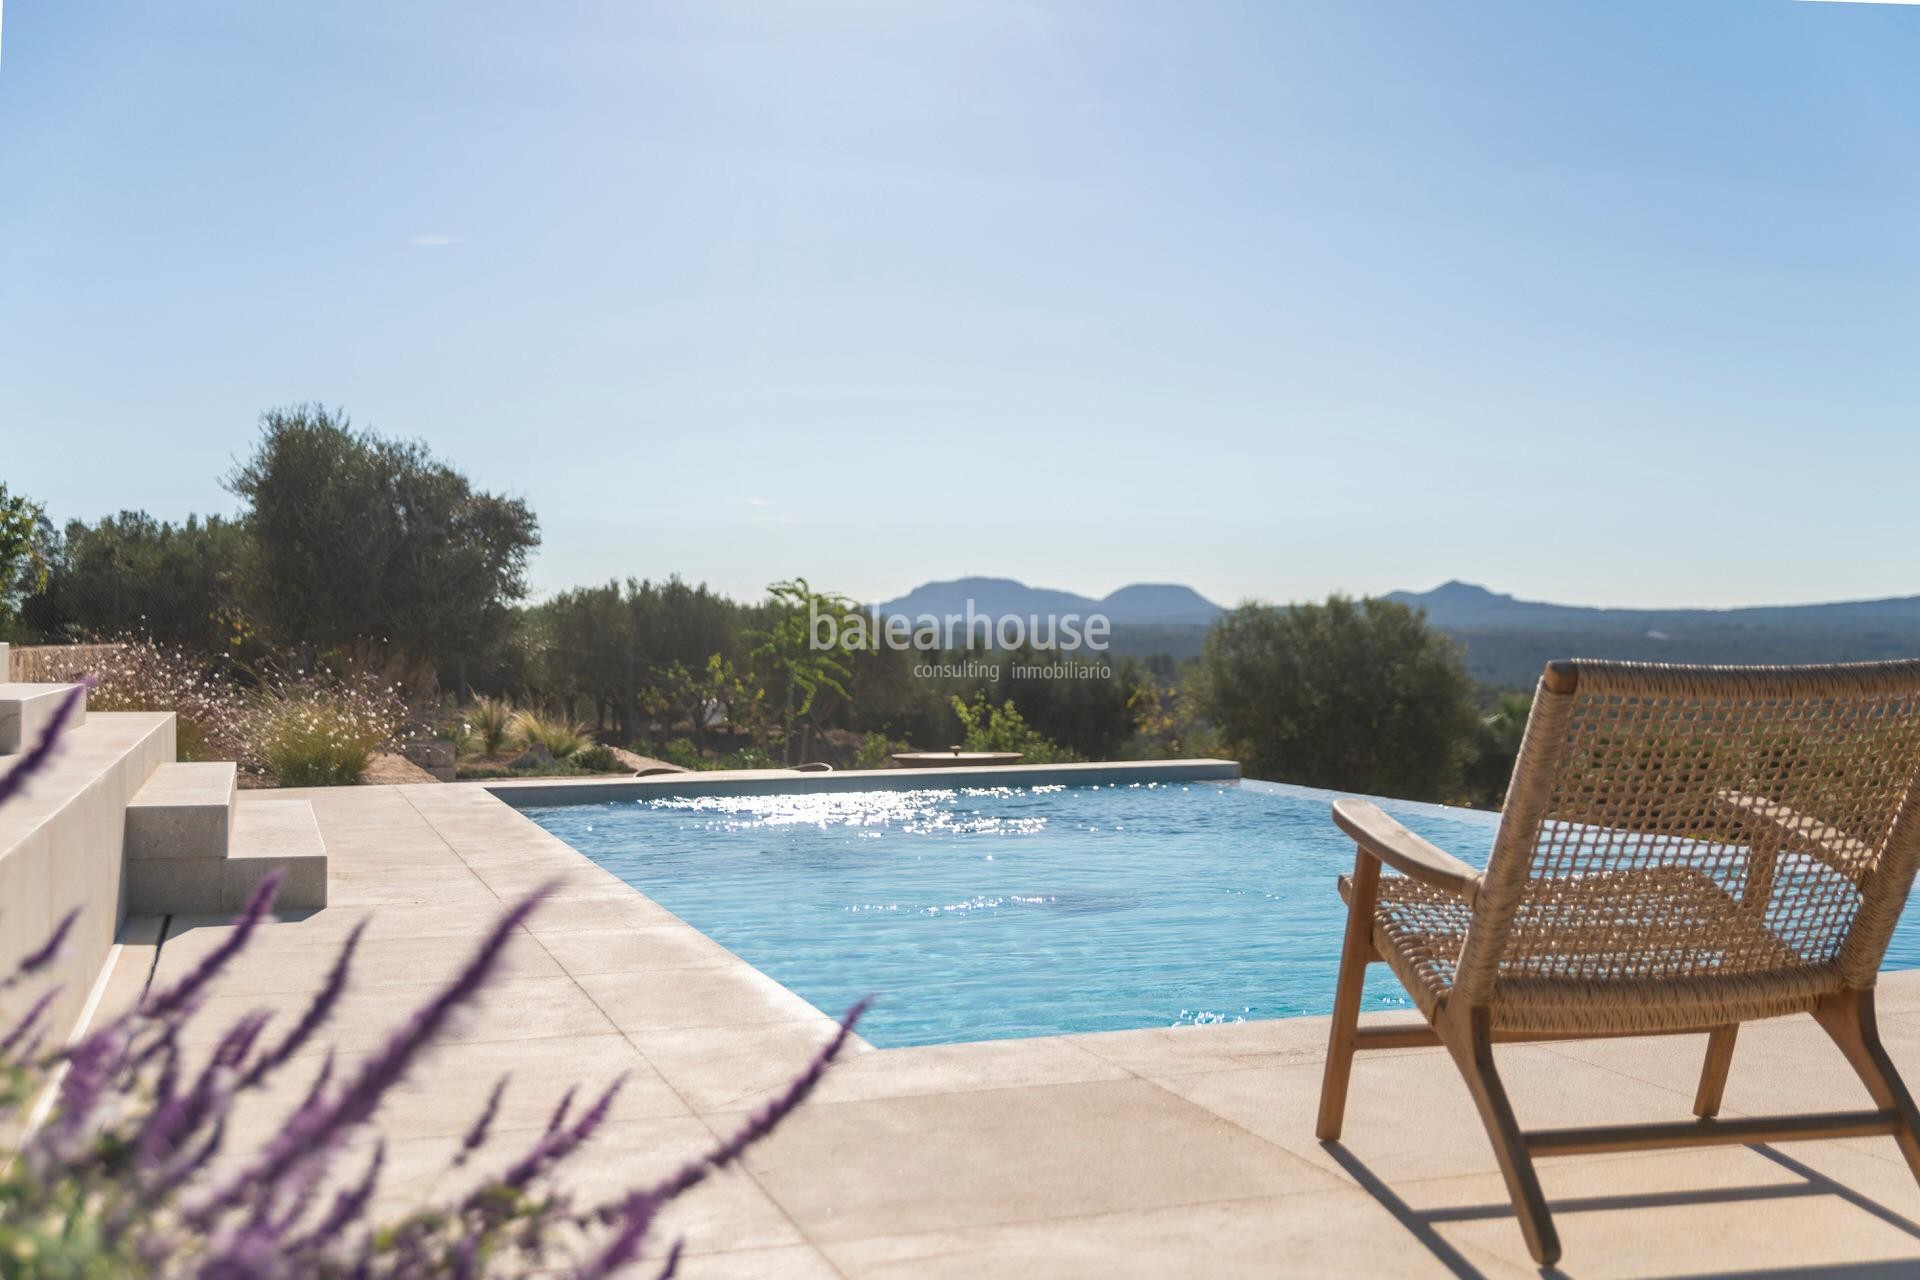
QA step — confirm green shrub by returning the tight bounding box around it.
[1195,595,1477,801]
[659,737,708,770]
[1461,690,1533,808]
[442,720,481,759]
[651,739,775,771]
[855,732,905,769]
[574,743,626,773]
[950,693,1081,764]
[251,680,405,785]
[458,756,597,779]
[508,706,588,758]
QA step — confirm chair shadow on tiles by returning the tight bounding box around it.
[1322,1141,1920,1280]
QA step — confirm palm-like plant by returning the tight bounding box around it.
[747,579,853,765]
[467,694,516,756]
[508,706,591,759]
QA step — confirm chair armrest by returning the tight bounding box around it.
[1715,791,1872,887]
[1331,798,1482,902]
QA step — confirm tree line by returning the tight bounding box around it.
[2,405,1530,804]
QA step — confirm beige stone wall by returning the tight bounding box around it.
[6,642,125,683]
[0,710,174,1051]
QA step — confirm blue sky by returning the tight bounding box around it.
[3,1,1917,610]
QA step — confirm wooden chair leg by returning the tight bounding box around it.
[1316,848,1380,1142]
[1440,1005,1562,1267]
[1694,1025,1739,1118]
[1813,988,1920,1184]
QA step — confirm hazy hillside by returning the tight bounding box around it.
[868,577,1920,681]
[876,577,1222,628]
[1391,581,1920,688]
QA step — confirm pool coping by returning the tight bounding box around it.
[477,756,1241,807]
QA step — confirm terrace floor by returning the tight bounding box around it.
[105,782,1920,1278]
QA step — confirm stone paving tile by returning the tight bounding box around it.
[363,1116,810,1260]
[162,901,492,948]
[153,929,565,997]
[202,1116,805,1265]
[1147,1041,1703,1184]
[91,915,164,1026]
[323,864,503,908]
[1070,1014,1382,1077]
[576,965,829,1033]
[436,841,586,872]
[668,1244,843,1279]
[819,1189,1536,1280]
[703,1034,1132,1115]
[219,1032,692,1151]
[467,864,636,902]
[1540,1015,1900,1129]
[1746,1136,1920,1218]
[180,975,620,1056]
[633,1020,875,1114]
[1877,979,1920,1017]
[532,924,739,976]
[1401,1144,1920,1277]
[296,827,445,854]
[740,1078,1344,1243]
[523,894,688,934]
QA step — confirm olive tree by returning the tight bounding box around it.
[1195,595,1478,801]
[0,483,49,635]
[226,405,539,685]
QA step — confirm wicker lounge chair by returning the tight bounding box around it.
[1315,659,1920,1265]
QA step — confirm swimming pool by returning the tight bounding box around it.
[520,778,1920,1048]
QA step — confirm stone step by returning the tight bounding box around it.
[125,762,237,861]
[125,798,328,914]
[0,681,88,755]
[227,800,329,910]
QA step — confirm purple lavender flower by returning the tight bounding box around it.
[238,918,364,1089]
[139,868,285,1022]
[290,1138,384,1252]
[1,907,79,991]
[453,1074,509,1167]
[491,1075,626,1204]
[2,690,871,1278]
[0,986,59,1061]
[190,883,552,1226]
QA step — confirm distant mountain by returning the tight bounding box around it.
[1097,583,1224,626]
[867,577,1920,680]
[875,577,1223,628]
[1389,581,1920,688]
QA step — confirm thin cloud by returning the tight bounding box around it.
[734,496,791,527]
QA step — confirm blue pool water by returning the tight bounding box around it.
[522,779,1920,1049]
[521,780,1486,1046]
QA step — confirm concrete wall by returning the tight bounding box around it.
[0,710,174,1049]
